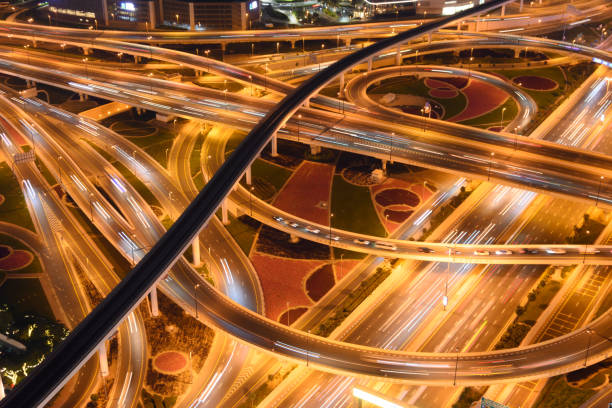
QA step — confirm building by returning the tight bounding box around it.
[46,0,261,30]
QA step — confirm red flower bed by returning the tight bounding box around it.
[0,250,33,271]
[429,88,458,99]
[273,161,333,226]
[449,79,509,122]
[306,263,335,302]
[374,188,420,207]
[513,75,558,91]
[383,208,414,223]
[437,77,469,89]
[250,253,322,321]
[153,351,188,374]
[0,245,10,259]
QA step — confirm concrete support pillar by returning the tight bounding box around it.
[310,145,321,155]
[136,107,143,115]
[501,5,506,16]
[427,33,432,44]
[0,373,5,399]
[192,238,201,267]
[367,57,373,72]
[221,199,229,224]
[135,55,141,63]
[289,234,299,243]
[519,0,524,12]
[148,1,156,29]
[291,40,295,48]
[475,15,480,32]
[79,93,85,102]
[82,47,90,55]
[514,49,519,58]
[271,132,278,157]
[344,38,351,47]
[150,286,159,317]
[98,343,109,377]
[381,159,387,171]
[245,165,252,185]
[188,2,195,30]
[395,46,402,65]
[339,73,345,97]
[304,99,310,108]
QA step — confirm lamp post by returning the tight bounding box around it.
[329,213,334,247]
[249,186,254,217]
[82,57,89,80]
[194,283,200,319]
[488,152,495,181]
[249,75,253,96]
[584,328,593,366]
[297,114,302,142]
[276,42,280,54]
[453,347,460,386]
[596,176,604,207]
[500,107,506,130]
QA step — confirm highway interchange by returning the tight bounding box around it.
[2,0,612,407]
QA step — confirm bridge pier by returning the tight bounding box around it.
[344,38,351,47]
[367,57,373,72]
[289,234,299,243]
[381,159,387,171]
[245,165,252,185]
[395,46,402,65]
[79,93,88,101]
[501,4,506,16]
[192,238,201,267]
[150,286,159,317]
[291,40,295,49]
[304,99,310,108]
[221,199,229,224]
[427,33,432,44]
[98,343,109,377]
[82,47,90,56]
[310,145,321,155]
[271,132,278,157]
[135,55,141,63]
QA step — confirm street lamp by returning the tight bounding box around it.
[487,152,495,181]
[584,328,593,366]
[453,347,460,386]
[329,213,334,247]
[596,176,604,207]
[249,75,253,96]
[297,114,302,142]
[500,107,506,130]
[249,186,254,217]
[193,283,200,319]
[276,42,280,54]
[82,57,89,79]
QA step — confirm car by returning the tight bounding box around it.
[273,216,286,224]
[327,234,340,241]
[473,250,490,256]
[418,247,435,253]
[289,222,299,228]
[519,248,538,254]
[545,248,566,254]
[495,249,513,255]
[305,225,320,234]
[375,241,398,251]
[581,248,600,254]
[353,238,371,245]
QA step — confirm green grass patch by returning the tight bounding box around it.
[534,376,595,408]
[0,278,54,319]
[314,263,392,337]
[459,97,519,129]
[519,280,561,324]
[0,162,36,232]
[369,76,467,120]
[333,246,367,260]
[223,215,260,256]
[331,175,386,237]
[250,159,292,197]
